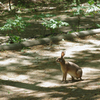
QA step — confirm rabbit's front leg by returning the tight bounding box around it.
[62,72,67,83]
[61,73,65,82]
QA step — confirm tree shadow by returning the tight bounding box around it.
[0,42,100,99]
[0,3,100,98]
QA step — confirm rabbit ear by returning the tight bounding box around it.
[61,52,65,58]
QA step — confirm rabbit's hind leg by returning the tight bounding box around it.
[71,76,75,81]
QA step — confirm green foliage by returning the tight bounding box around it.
[32,13,56,22]
[86,4,100,13]
[86,0,100,28]
[0,16,26,33]
[42,18,69,34]
[0,16,28,43]
[42,18,69,29]
[86,0,100,14]
[72,4,84,32]
[7,34,23,43]
[96,24,100,28]
[72,6,85,16]
[88,0,95,5]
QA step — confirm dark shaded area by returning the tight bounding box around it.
[0,1,100,99]
[0,28,100,50]
[0,0,100,40]
[0,34,100,99]
[0,78,100,100]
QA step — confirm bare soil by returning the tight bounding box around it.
[0,2,100,100]
[0,34,100,100]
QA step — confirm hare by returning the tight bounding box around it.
[56,52,82,83]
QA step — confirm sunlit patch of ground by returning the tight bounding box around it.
[0,35,100,100]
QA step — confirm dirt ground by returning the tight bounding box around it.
[0,2,100,99]
[0,34,100,100]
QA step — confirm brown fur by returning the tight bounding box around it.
[56,52,82,82]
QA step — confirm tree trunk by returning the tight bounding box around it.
[9,0,11,10]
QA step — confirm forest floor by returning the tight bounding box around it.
[0,2,100,100]
[0,34,100,100]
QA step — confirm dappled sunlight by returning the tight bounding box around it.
[0,52,36,67]
[0,58,18,66]
[1,0,100,99]
[0,73,29,81]
[83,67,100,73]
[87,39,100,46]
[4,59,30,67]
[19,59,33,65]
[37,39,100,58]
[90,59,100,63]
[83,67,100,78]
[0,35,100,99]
[37,81,60,88]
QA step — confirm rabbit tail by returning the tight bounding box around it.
[77,69,82,80]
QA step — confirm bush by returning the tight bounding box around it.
[0,16,28,43]
[42,18,69,34]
